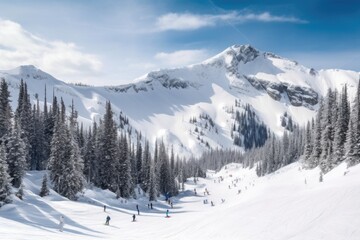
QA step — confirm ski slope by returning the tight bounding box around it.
[1,162,359,240]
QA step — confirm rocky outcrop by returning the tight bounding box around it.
[108,72,200,93]
[244,75,318,107]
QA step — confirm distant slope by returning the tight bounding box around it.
[1,45,359,156]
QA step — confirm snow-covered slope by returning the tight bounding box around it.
[1,45,359,156]
[1,162,359,239]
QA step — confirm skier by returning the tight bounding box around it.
[136,204,140,215]
[59,215,65,232]
[132,214,136,222]
[148,203,150,209]
[150,202,153,209]
[211,201,214,206]
[103,205,106,212]
[105,215,111,225]
[170,202,173,208]
[166,209,169,218]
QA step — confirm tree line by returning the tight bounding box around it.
[0,79,200,206]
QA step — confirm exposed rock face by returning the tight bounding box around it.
[243,75,318,106]
[108,72,200,93]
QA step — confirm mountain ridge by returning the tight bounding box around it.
[1,44,359,156]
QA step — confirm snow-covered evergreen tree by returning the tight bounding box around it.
[333,85,350,168]
[48,99,84,200]
[15,80,33,169]
[158,141,172,197]
[39,174,50,197]
[0,144,12,206]
[6,121,27,188]
[97,101,119,191]
[0,79,12,140]
[148,162,157,201]
[117,133,132,198]
[140,140,151,192]
[304,121,313,163]
[346,81,360,167]
[135,138,142,185]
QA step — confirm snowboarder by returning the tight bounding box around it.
[103,205,106,212]
[59,215,65,232]
[166,209,169,218]
[136,204,140,215]
[105,215,111,225]
[132,214,136,222]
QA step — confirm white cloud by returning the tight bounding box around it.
[154,49,209,67]
[0,19,102,82]
[156,11,307,31]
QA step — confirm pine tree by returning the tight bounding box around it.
[97,101,119,191]
[310,98,324,168]
[148,162,157,201]
[304,121,313,163]
[333,85,350,168]
[140,140,151,192]
[84,124,97,183]
[39,174,50,197]
[0,144,12,206]
[320,89,335,171]
[48,100,84,200]
[158,141,171,197]
[117,133,132,198]
[0,79,12,140]
[5,121,27,188]
[346,81,360,167]
[135,138,142,184]
[15,80,33,169]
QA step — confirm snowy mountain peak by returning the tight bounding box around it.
[227,44,260,63]
[4,65,57,82]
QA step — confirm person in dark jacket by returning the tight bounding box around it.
[136,204,140,215]
[105,215,111,225]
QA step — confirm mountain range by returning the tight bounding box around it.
[1,44,359,157]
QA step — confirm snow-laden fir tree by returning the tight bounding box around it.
[135,138,142,185]
[0,144,12,206]
[0,79,12,140]
[346,81,360,167]
[97,101,119,191]
[333,85,350,168]
[320,89,337,172]
[39,173,50,197]
[304,121,313,163]
[83,123,98,184]
[15,80,33,169]
[48,99,84,200]
[158,141,172,197]
[140,140,151,192]
[310,98,324,168]
[148,161,157,201]
[5,121,27,188]
[31,96,46,170]
[117,133,132,198]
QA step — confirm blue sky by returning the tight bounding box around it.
[0,0,359,85]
